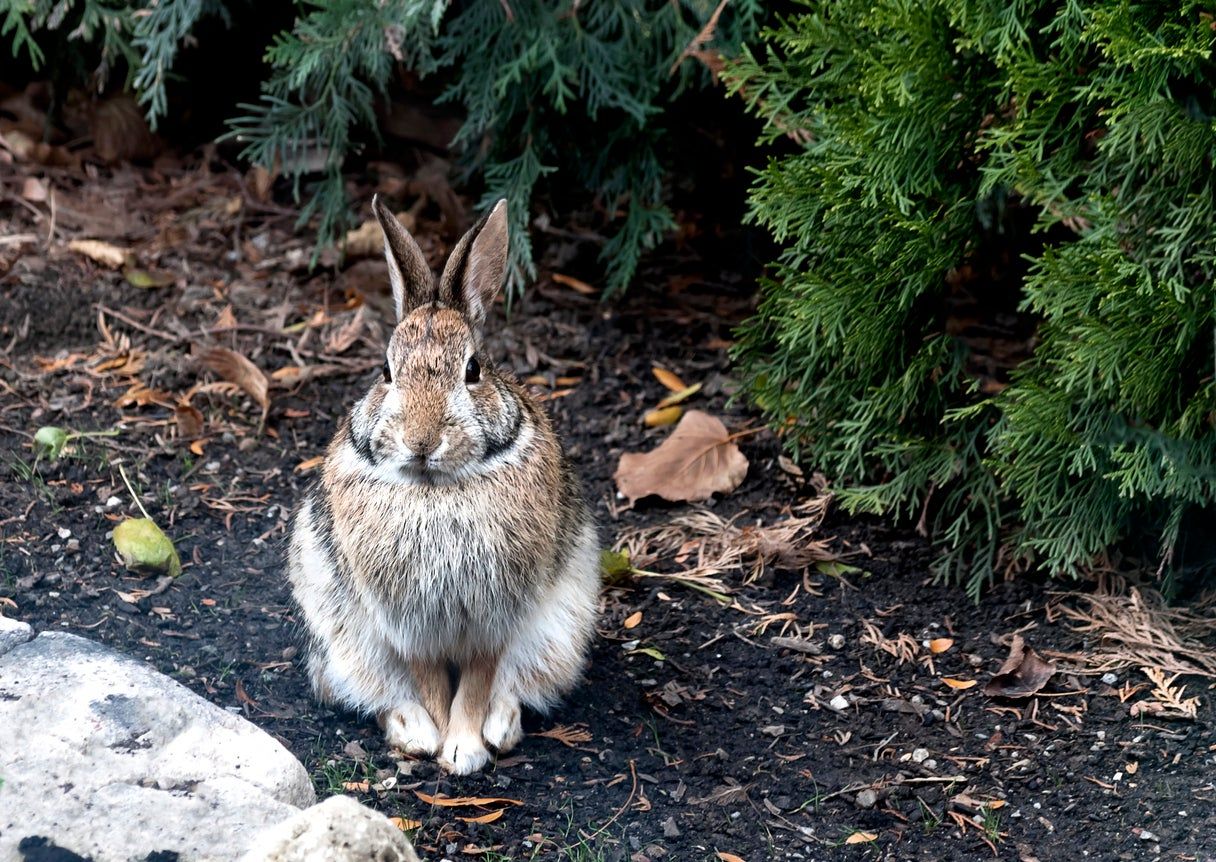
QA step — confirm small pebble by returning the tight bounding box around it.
[661,817,681,838]
[57,527,71,539]
[828,634,845,650]
[828,694,850,711]
[1101,672,1119,685]
[855,789,878,809]
[1139,831,1157,842]
[911,748,929,764]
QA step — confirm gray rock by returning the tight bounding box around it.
[0,614,33,657]
[661,816,681,839]
[855,788,878,809]
[0,632,315,862]
[242,795,420,862]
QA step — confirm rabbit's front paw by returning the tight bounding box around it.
[440,732,491,775]
[384,703,442,755]
[482,696,522,753]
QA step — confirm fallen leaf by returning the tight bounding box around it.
[614,410,748,504]
[68,239,128,269]
[324,306,366,354]
[623,611,643,629]
[1125,761,1139,774]
[33,426,69,459]
[535,723,593,747]
[984,635,1056,699]
[234,679,257,707]
[295,455,325,474]
[123,267,175,289]
[656,382,702,409]
[815,560,864,577]
[21,176,46,201]
[652,367,687,392]
[717,853,746,862]
[414,792,522,808]
[929,638,954,654]
[845,832,877,845]
[644,406,683,427]
[600,549,633,583]
[175,403,204,439]
[551,272,597,295]
[113,518,181,578]
[943,677,977,690]
[342,780,370,793]
[388,817,421,831]
[198,347,270,414]
[458,810,504,824]
[630,645,666,661]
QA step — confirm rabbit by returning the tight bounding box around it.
[287,197,600,775]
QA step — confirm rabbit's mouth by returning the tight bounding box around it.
[397,458,461,486]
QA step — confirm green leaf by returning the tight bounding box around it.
[33,426,69,460]
[630,646,666,662]
[123,268,175,289]
[600,549,633,583]
[113,518,181,578]
[815,561,864,578]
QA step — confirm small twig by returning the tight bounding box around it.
[670,0,730,77]
[45,184,56,250]
[580,758,637,843]
[118,463,152,521]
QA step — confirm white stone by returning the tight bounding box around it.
[0,614,34,657]
[242,795,420,862]
[1101,672,1118,685]
[0,632,315,861]
[828,694,850,711]
[911,748,930,764]
[828,634,845,650]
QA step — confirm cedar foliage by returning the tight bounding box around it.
[2,0,760,294]
[728,1,1216,595]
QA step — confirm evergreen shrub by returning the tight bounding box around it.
[2,0,761,294]
[728,0,1216,595]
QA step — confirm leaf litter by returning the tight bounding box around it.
[614,410,749,504]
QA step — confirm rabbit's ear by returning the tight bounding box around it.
[374,195,433,320]
[439,199,509,332]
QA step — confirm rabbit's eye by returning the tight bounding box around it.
[465,356,481,385]
[382,359,392,383]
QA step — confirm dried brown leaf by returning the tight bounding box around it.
[614,410,748,504]
[551,272,597,295]
[942,677,977,690]
[652,367,687,392]
[198,347,270,413]
[929,637,954,654]
[984,635,1056,699]
[535,723,593,747]
[623,611,643,629]
[175,403,204,439]
[68,238,128,269]
[414,791,522,808]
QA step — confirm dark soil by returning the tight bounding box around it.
[2,157,1215,862]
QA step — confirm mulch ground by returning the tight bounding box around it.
[2,149,1215,862]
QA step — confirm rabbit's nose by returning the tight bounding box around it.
[405,433,441,458]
